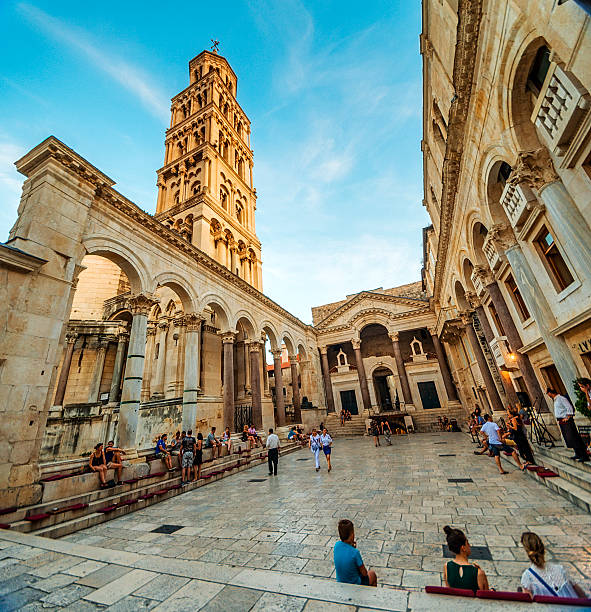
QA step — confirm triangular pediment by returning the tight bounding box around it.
[315,291,430,330]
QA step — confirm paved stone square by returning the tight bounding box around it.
[1,432,591,610]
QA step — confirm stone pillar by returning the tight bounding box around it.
[429,327,458,402]
[261,343,270,395]
[119,294,158,450]
[290,356,302,422]
[485,280,545,408]
[475,306,519,407]
[109,331,129,403]
[141,324,156,401]
[319,346,336,412]
[462,313,504,413]
[53,333,77,406]
[222,333,235,429]
[152,321,169,398]
[244,340,251,393]
[272,349,286,426]
[352,339,372,412]
[250,342,263,428]
[390,332,413,406]
[88,338,108,403]
[182,314,203,431]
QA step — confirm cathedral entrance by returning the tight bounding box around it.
[373,367,395,412]
[340,390,358,415]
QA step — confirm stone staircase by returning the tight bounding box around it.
[500,442,591,512]
[325,413,367,437]
[408,405,468,432]
[0,441,301,539]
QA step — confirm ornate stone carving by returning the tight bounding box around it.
[350,338,361,350]
[127,294,159,317]
[509,148,559,191]
[183,313,204,332]
[389,331,400,342]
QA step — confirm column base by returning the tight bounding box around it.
[404,404,415,412]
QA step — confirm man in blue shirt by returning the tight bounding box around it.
[333,519,377,587]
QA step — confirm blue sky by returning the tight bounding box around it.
[0,0,428,324]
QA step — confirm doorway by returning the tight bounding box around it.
[417,381,441,410]
[372,367,395,411]
[340,390,358,415]
[540,364,568,399]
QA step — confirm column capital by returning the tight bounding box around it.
[249,340,263,353]
[127,293,159,316]
[220,331,236,343]
[182,313,205,331]
[271,348,283,360]
[319,345,328,355]
[351,338,361,350]
[389,331,400,342]
[473,264,495,287]
[465,291,481,309]
[96,337,110,350]
[65,332,78,344]
[427,326,438,336]
[117,331,130,343]
[146,324,157,337]
[288,355,298,365]
[458,310,475,327]
[158,320,170,331]
[509,148,559,192]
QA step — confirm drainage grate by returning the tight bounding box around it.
[439,454,456,457]
[151,524,183,534]
[443,545,492,560]
[248,478,267,482]
[447,478,473,483]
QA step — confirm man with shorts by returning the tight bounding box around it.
[181,430,196,484]
[205,426,222,458]
[104,440,124,484]
[155,434,173,471]
[333,519,377,587]
[480,414,523,474]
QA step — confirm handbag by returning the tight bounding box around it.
[528,567,578,598]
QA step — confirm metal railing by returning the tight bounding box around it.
[234,404,252,433]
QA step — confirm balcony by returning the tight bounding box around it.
[471,269,486,297]
[500,182,537,230]
[482,234,501,271]
[532,64,591,158]
[489,336,517,370]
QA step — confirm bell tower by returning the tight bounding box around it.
[155,50,262,290]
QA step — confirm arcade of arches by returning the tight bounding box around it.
[3,0,591,511]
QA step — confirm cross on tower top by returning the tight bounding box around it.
[210,39,220,53]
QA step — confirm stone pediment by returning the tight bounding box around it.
[315,291,430,330]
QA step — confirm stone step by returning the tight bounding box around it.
[2,443,301,538]
[531,445,591,493]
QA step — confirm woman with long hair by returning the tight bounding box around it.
[506,405,535,466]
[442,526,489,592]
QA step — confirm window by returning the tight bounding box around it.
[527,46,551,94]
[534,225,574,291]
[498,162,512,186]
[487,303,506,337]
[505,275,530,321]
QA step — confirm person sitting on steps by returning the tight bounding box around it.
[443,525,489,592]
[155,433,173,470]
[89,443,109,488]
[104,440,124,485]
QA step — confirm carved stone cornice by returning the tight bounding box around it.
[182,313,204,332]
[509,148,559,192]
[127,293,159,317]
[432,0,483,300]
[465,291,481,309]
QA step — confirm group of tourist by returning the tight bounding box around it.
[309,427,333,471]
[88,441,125,488]
[370,419,393,447]
[340,409,353,426]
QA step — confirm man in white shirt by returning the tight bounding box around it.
[546,388,589,462]
[480,414,524,474]
[265,428,280,475]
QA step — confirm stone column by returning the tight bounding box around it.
[272,349,286,426]
[119,294,158,449]
[88,338,108,403]
[182,314,203,431]
[475,306,519,407]
[352,339,372,412]
[389,332,413,406]
[485,280,545,408]
[289,356,302,422]
[53,333,77,406]
[261,343,270,395]
[429,327,458,402]
[319,346,335,412]
[462,313,504,413]
[250,342,263,429]
[244,340,251,393]
[109,330,129,403]
[222,333,235,429]
[141,324,156,401]
[152,320,169,398]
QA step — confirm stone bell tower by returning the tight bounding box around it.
[154,49,262,290]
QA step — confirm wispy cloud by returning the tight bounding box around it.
[0,138,26,238]
[17,3,169,122]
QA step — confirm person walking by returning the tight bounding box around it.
[371,420,380,447]
[193,432,204,481]
[506,406,535,466]
[181,429,196,484]
[546,388,589,462]
[320,427,333,472]
[479,414,524,474]
[381,420,392,446]
[310,428,322,472]
[266,428,280,475]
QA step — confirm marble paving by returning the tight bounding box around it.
[1,432,590,611]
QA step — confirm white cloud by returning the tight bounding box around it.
[17,3,169,122]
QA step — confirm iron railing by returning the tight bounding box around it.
[234,404,252,433]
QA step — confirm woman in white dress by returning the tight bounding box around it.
[309,428,322,472]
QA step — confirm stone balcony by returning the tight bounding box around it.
[489,335,517,370]
[532,63,591,158]
[482,233,501,271]
[471,268,486,297]
[500,181,538,230]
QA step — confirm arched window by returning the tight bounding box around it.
[174,191,180,206]
[219,188,228,210]
[498,162,512,186]
[527,46,551,95]
[236,203,243,224]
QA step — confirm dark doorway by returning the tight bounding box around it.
[340,390,358,415]
[372,367,394,411]
[540,364,568,399]
[417,381,441,410]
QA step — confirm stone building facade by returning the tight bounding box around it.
[421,0,591,417]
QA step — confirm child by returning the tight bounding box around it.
[333,519,377,587]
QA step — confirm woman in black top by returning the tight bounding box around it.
[89,443,108,488]
[507,406,535,466]
[193,433,204,481]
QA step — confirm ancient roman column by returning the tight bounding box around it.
[484,279,545,408]
[319,346,336,412]
[53,333,77,406]
[222,333,236,430]
[429,327,458,402]
[389,332,413,406]
[152,320,169,398]
[88,338,109,403]
[272,349,286,426]
[461,312,504,413]
[289,355,302,422]
[351,339,372,412]
[182,314,203,431]
[250,342,263,429]
[261,343,270,395]
[141,324,157,401]
[109,330,129,403]
[119,293,158,449]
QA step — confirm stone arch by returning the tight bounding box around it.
[200,293,231,330]
[233,311,257,339]
[260,321,279,350]
[461,257,476,292]
[152,271,198,313]
[350,309,392,334]
[83,236,150,294]
[280,332,296,355]
[469,219,490,267]
[484,156,514,227]
[454,279,469,310]
[296,342,308,359]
